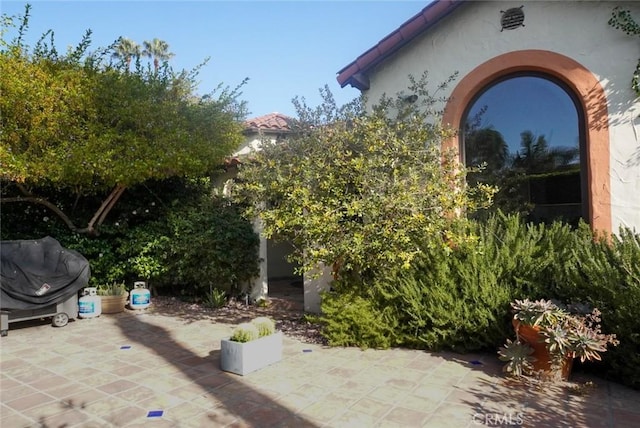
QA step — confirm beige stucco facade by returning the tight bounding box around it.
[359,0,639,233]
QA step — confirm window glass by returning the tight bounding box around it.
[463,75,585,224]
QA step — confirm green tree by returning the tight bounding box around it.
[235,73,495,284]
[512,131,579,172]
[0,5,247,235]
[464,127,522,219]
[464,127,509,172]
[142,37,174,72]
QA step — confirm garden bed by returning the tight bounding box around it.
[149,296,327,345]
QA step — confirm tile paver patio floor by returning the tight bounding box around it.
[1,303,639,428]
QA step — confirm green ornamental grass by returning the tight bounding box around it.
[230,323,259,343]
[251,317,276,337]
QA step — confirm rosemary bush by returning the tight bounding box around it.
[317,212,640,389]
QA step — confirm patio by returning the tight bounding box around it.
[1,294,639,428]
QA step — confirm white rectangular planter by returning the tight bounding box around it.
[220,331,283,376]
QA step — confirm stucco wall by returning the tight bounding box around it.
[363,0,639,232]
[234,135,264,157]
[219,132,301,297]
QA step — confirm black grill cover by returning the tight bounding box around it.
[1,237,90,310]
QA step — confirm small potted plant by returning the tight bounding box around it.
[498,299,619,381]
[220,316,283,376]
[97,282,129,314]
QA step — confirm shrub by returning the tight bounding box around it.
[370,219,513,352]
[319,290,399,349]
[330,214,640,388]
[0,177,260,302]
[159,196,259,297]
[316,212,639,388]
[236,76,494,287]
[323,213,557,352]
[60,232,129,285]
[547,227,640,389]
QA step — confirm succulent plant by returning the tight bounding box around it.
[498,339,536,377]
[539,307,619,364]
[512,299,567,327]
[501,298,619,379]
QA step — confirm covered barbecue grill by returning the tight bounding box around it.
[1,236,90,336]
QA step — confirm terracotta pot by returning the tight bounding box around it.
[100,294,128,314]
[512,319,573,380]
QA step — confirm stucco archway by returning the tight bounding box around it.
[442,50,611,233]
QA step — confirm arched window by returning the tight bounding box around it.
[462,74,587,225]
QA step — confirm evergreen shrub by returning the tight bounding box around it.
[318,212,640,389]
[157,196,259,297]
[369,213,553,352]
[544,227,640,389]
[319,290,399,349]
[319,214,529,351]
[0,178,260,301]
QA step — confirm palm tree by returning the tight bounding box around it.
[514,131,551,172]
[112,37,140,71]
[142,38,174,72]
[513,131,579,173]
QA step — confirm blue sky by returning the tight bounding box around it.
[2,0,429,119]
[468,76,579,155]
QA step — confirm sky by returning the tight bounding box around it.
[1,0,430,119]
[468,76,580,155]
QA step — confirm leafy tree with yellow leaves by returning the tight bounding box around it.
[235,74,496,285]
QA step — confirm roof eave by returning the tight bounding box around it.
[243,127,294,136]
[337,0,466,90]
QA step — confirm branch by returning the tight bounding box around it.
[1,195,80,232]
[3,183,127,236]
[87,184,127,232]
[96,184,126,226]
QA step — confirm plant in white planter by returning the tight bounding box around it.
[220,317,283,376]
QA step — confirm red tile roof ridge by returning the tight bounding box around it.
[244,112,294,132]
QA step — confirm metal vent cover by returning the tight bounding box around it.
[501,6,525,31]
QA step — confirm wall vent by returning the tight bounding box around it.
[501,6,525,31]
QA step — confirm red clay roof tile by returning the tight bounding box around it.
[244,112,293,132]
